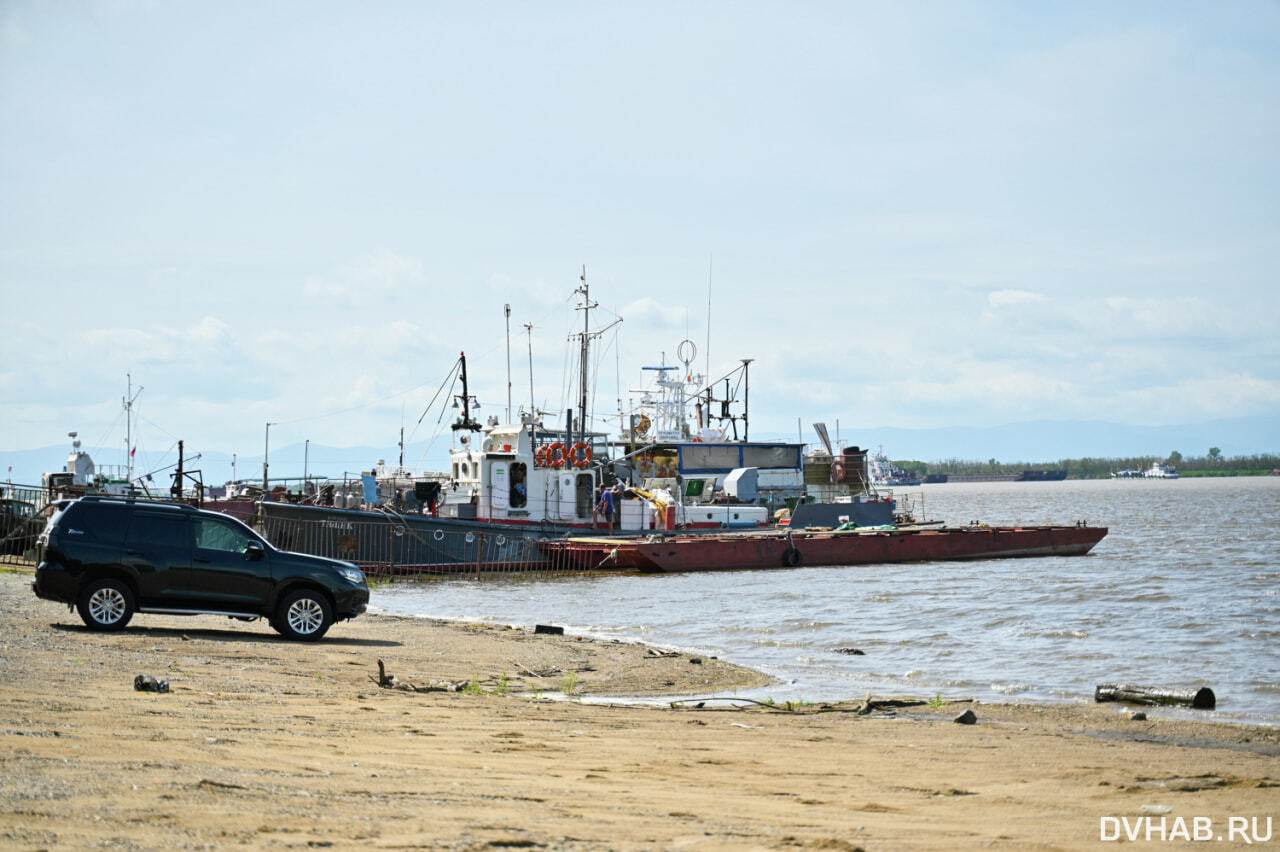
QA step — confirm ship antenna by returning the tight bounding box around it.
[504,303,513,422]
[705,254,713,390]
[524,321,535,418]
[123,373,143,482]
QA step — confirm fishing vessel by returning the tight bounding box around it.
[243,276,815,572]
[221,273,1107,575]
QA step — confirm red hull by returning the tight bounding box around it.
[540,525,1107,573]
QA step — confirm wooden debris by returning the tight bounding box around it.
[371,659,467,693]
[1095,683,1216,710]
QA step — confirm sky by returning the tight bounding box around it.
[2,1,1278,477]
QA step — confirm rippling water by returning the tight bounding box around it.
[372,477,1280,725]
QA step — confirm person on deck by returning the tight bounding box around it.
[596,484,615,529]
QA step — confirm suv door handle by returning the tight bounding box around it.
[193,557,212,564]
[126,550,145,557]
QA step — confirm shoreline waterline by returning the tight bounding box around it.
[373,477,1280,727]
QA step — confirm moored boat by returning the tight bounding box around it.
[540,522,1108,573]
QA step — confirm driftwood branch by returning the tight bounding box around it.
[370,659,468,693]
[1095,683,1216,710]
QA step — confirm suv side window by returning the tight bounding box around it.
[193,516,255,554]
[64,503,132,546]
[125,513,190,549]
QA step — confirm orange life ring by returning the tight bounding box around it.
[548,442,566,469]
[569,442,592,468]
[831,460,845,481]
[535,445,551,467]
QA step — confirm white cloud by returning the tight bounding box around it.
[304,249,425,303]
[987,289,1047,309]
[620,297,688,330]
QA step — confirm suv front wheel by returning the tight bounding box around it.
[77,579,135,631]
[274,589,333,641]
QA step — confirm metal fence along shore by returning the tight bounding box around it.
[254,513,596,579]
[0,484,598,579]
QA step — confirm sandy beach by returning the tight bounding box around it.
[1,568,1277,850]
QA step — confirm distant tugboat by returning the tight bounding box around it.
[1112,462,1179,479]
[867,446,922,487]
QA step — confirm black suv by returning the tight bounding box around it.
[32,496,369,640]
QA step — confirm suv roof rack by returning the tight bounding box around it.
[74,494,198,512]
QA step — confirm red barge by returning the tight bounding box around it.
[540,523,1107,573]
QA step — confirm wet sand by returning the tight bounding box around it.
[1,569,1277,850]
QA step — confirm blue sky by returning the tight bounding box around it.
[2,1,1277,475]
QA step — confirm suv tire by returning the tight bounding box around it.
[274,589,333,641]
[77,578,135,631]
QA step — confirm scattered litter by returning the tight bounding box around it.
[134,674,169,693]
[534,624,564,635]
[953,709,977,725]
[1141,804,1172,815]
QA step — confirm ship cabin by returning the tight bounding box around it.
[442,415,612,528]
[630,440,807,528]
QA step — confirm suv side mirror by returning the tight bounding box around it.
[245,540,266,561]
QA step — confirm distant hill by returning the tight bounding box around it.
[4,416,1276,488]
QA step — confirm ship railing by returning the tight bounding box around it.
[253,514,605,579]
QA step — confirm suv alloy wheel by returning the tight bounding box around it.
[275,589,333,641]
[77,578,136,631]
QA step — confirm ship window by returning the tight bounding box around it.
[681,445,739,471]
[742,446,799,469]
[461,462,470,478]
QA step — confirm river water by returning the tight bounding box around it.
[371,477,1280,725]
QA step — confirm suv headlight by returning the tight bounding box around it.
[336,565,366,585]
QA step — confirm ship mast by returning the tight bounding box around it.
[571,267,622,448]
[123,374,143,483]
[574,268,593,447]
[451,352,482,434]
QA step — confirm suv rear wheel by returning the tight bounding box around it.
[77,578,135,631]
[274,589,333,641]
